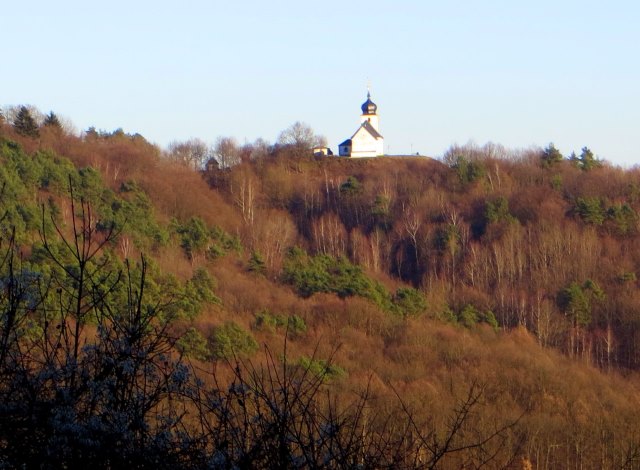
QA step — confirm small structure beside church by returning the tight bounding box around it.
[339,91,384,157]
[312,146,333,157]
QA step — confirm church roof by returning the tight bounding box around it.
[361,91,377,115]
[352,121,383,140]
[339,139,352,147]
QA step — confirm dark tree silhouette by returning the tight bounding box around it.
[43,111,62,129]
[12,105,39,137]
[0,186,198,468]
[541,143,563,168]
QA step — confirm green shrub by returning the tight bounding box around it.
[175,217,209,259]
[177,327,212,361]
[575,197,605,225]
[177,268,220,319]
[485,197,515,225]
[438,306,458,323]
[209,225,242,256]
[459,304,479,328]
[254,310,279,332]
[210,322,259,360]
[606,203,638,236]
[393,287,427,317]
[339,176,362,196]
[248,251,266,274]
[254,310,307,336]
[451,155,485,186]
[617,272,637,283]
[482,310,499,331]
[282,248,393,311]
[557,282,592,327]
[297,356,346,382]
[444,304,500,330]
[173,218,241,260]
[286,314,307,335]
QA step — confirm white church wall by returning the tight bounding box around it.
[350,128,383,157]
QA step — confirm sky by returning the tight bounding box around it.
[3,0,640,165]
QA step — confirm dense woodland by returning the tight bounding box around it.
[2,105,640,468]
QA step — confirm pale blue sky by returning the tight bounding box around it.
[3,0,639,165]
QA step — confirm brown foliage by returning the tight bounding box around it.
[10,116,640,467]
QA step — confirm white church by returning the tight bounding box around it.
[338,91,384,158]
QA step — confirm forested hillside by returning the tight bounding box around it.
[2,108,640,469]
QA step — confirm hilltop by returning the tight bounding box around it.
[1,111,640,468]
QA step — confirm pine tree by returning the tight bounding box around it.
[43,111,62,129]
[570,146,602,171]
[578,146,602,171]
[248,250,266,275]
[541,143,563,167]
[13,106,39,137]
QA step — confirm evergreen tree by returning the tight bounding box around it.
[541,143,563,167]
[452,155,485,185]
[43,111,62,129]
[558,282,591,327]
[13,106,39,137]
[575,196,606,225]
[569,151,579,167]
[570,146,602,171]
[578,146,602,171]
[248,250,266,275]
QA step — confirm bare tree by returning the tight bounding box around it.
[402,202,422,269]
[188,346,523,469]
[213,136,241,168]
[167,138,211,170]
[230,166,256,225]
[277,121,326,149]
[248,137,271,160]
[393,380,523,469]
[0,186,199,468]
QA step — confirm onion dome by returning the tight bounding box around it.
[361,91,377,115]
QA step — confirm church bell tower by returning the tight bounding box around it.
[360,91,380,132]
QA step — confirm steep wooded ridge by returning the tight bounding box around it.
[1,114,640,469]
